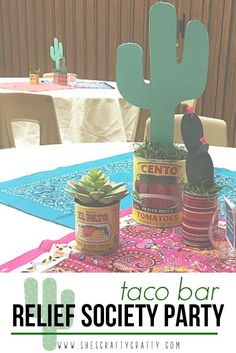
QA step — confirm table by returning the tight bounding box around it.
[0,78,140,145]
[0,143,235,270]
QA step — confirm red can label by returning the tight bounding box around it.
[133,157,186,227]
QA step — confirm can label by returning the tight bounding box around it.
[67,73,77,87]
[182,191,217,247]
[133,156,185,227]
[75,202,119,255]
[59,74,67,85]
[53,72,60,84]
[29,73,39,85]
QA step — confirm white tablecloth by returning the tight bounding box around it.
[0,143,235,265]
[0,78,140,145]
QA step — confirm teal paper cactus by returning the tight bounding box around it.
[24,278,75,351]
[116,2,209,145]
[50,37,63,71]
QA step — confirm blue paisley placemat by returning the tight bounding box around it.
[0,151,235,229]
[0,153,133,229]
[75,81,114,89]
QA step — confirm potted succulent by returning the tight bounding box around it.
[29,68,40,85]
[65,168,128,255]
[181,109,219,248]
[116,2,209,228]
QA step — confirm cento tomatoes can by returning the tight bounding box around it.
[75,201,120,255]
[133,156,186,227]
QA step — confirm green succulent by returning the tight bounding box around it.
[65,168,128,206]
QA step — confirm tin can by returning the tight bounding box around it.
[75,201,120,255]
[182,191,217,248]
[133,156,186,228]
[59,74,67,85]
[53,72,60,84]
[29,73,39,85]
[67,73,78,87]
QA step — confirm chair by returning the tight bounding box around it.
[144,114,228,147]
[136,99,196,142]
[0,93,62,148]
[180,99,197,111]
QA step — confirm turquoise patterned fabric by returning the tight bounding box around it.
[0,153,133,229]
[0,152,235,229]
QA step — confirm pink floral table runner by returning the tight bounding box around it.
[0,81,114,92]
[1,208,235,273]
[0,81,77,92]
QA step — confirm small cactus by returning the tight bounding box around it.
[65,168,128,206]
[24,278,75,351]
[58,56,67,74]
[181,109,214,188]
[50,37,63,71]
[116,2,209,145]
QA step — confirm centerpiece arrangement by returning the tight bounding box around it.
[116,1,209,228]
[50,37,67,85]
[65,168,128,255]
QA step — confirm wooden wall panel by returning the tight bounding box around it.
[65,0,75,72]
[189,0,206,114]
[0,1,5,74]
[54,0,64,46]
[0,0,236,145]
[9,0,21,76]
[18,0,29,76]
[107,0,120,81]
[35,0,47,74]
[215,0,232,118]
[74,0,86,79]
[120,0,133,42]
[221,0,236,147]
[44,0,54,72]
[145,0,158,77]
[1,0,13,76]
[201,0,224,119]
[26,0,37,71]
[96,0,107,80]
[85,0,96,79]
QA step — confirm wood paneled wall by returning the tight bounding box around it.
[0,0,236,146]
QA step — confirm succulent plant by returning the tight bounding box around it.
[65,168,128,206]
[181,109,214,189]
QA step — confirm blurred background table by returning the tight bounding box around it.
[0,78,140,145]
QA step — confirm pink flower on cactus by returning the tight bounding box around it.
[187,105,195,116]
[200,136,207,144]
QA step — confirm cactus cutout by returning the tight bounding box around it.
[116,2,209,145]
[50,37,63,71]
[24,278,75,351]
[181,111,214,188]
